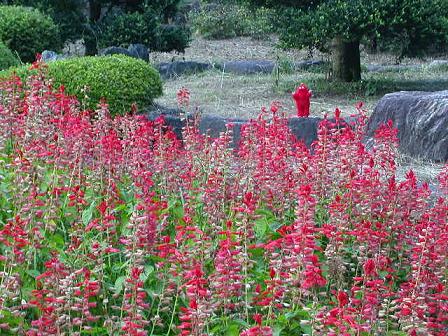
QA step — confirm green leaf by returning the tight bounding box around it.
[269,221,283,232]
[25,269,40,278]
[378,270,388,279]
[80,326,109,335]
[301,324,313,334]
[82,200,96,227]
[225,324,240,336]
[254,218,268,239]
[272,325,283,336]
[48,232,65,249]
[232,318,250,328]
[140,265,154,282]
[114,276,126,296]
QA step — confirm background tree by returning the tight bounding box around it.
[76,0,185,55]
[0,0,187,56]
[1,0,85,43]
[247,0,448,82]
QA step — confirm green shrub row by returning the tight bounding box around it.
[0,55,163,116]
[0,5,61,63]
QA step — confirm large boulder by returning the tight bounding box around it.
[41,50,62,62]
[157,61,212,79]
[366,91,448,162]
[218,60,275,75]
[128,44,149,61]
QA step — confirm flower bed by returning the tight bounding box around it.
[0,62,447,335]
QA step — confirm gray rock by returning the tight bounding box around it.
[144,103,182,116]
[428,60,448,69]
[145,107,334,148]
[198,115,246,145]
[146,111,244,144]
[294,60,325,70]
[218,60,275,75]
[100,46,133,58]
[128,44,149,61]
[366,91,448,162]
[288,117,322,147]
[157,61,212,79]
[156,114,185,139]
[41,50,60,62]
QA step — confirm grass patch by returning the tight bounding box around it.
[154,55,447,120]
[276,64,448,98]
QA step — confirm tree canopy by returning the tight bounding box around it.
[247,0,448,81]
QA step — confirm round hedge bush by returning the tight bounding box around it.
[0,42,19,70]
[0,55,163,116]
[0,5,62,63]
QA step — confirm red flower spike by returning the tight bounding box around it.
[337,291,349,307]
[334,107,341,120]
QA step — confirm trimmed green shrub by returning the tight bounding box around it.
[0,5,62,63]
[0,42,19,70]
[0,55,163,116]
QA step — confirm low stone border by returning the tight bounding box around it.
[145,111,330,148]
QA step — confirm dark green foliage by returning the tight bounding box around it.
[274,7,325,51]
[3,0,86,43]
[98,5,191,53]
[156,24,191,53]
[1,0,189,53]
[0,42,19,70]
[373,0,448,59]
[243,0,322,9]
[97,9,160,49]
[268,0,448,81]
[0,55,163,116]
[191,4,250,39]
[191,3,273,40]
[0,5,62,63]
[146,0,182,22]
[275,0,448,59]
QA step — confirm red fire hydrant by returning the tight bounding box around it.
[292,83,312,117]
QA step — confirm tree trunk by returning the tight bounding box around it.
[331,37,361,82]
[84,0,102,55]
